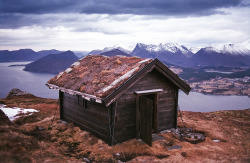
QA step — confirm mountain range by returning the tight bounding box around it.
[188,43,250,67]
[1,40,250,68]
[0,49,63,62]
[130,41,250,67]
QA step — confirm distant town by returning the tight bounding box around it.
[190,76,250,96]
[169,66,250,96]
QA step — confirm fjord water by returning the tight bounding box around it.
[0,62,249,112]
[179,91,250,112]
[0,62,58,99]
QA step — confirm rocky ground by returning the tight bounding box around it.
[0,92,249,163]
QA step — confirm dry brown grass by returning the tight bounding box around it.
[0,95,249,162]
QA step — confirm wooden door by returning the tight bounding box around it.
[139,96,153,146]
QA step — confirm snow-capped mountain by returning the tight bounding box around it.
[144,43,192,56]
[189,47,201,54]
[202,43,250,56]
[242,39,250,49]
[188,42,250,67]
[88,44,134,55]
[130,43,194,65]
[134,43,193,56]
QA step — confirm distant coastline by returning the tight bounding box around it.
[8,64,28,67]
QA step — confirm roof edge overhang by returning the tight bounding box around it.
[103,58,191,106]
[154,59,191,94]
[46,83,102,103]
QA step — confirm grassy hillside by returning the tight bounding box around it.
[0,95,249,162]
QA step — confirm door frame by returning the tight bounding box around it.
[135,89,163,139]
[139,95,153,146]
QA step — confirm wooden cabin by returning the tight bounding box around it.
[47,55,190,146]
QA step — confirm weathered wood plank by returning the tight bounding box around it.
[116,100,135,108]
[136,94,140,138]
[62,115,109,142]
[159,98,175,104]
[115,115,136,128]
[158,123,174,131]
[174,90,178,128]
[158,101,175,108]
[63,111,109,136]
[63,105,109,125]
[59,91,64,119]
[158,109,175,115]
[114,124,136,141]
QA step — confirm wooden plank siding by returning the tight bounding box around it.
[60,68,179,145]
[114,69,178,143]
[61,92,110,142]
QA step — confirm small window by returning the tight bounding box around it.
[77,95,87,109]
[83,99,87,109]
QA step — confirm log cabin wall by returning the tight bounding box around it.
[61,92,110,142]
[114,69,178,143]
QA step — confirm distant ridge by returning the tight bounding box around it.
[37,49,63,56]
[87,44,132,55]
[24,51,78,74]
[0,49,63,62]
[99,49,131,57]
[186,43,250,67]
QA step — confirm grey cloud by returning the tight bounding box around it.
[0,0,247,15]
[0,0,249,29]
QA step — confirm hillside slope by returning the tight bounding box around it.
[0,93,249,162]
[24,51,78,74]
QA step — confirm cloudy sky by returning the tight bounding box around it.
[0,0,250,51]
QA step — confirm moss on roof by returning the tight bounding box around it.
[47,55,153,98]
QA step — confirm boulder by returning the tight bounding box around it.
[0,109,11,125]
[6,88,34,98]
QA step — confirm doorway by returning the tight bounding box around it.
[136,93,158,146]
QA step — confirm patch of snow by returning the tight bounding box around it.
[71,61,80,67]
[213,139,221,143]
[205,43,250,55]
[112,43,134,52]
[93,44,133,54]
[189,47,201,54]
[141,43,191,55]
[56,72,64,79]
[116,55,126,58]
[138,58,151,63]
[65,68,72,73]
[0,104,38,121]
[83,158,90,162]
[100,67,139,93]
[243,39,250,49]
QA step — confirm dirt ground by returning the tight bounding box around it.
[0,95,249,163]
